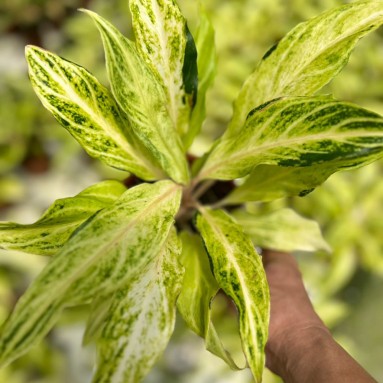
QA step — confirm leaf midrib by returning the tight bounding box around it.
[202,128,383,178]
[62,183,179,292]
[32,50,143,165]
[8,184,179,350]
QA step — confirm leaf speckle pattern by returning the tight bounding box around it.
[93,229,184,383]
[130,0,190,136]
[2,1,383,382]
[0,180,127,255]
[229,1,383,133]
[200,97,383,180]
[84,10,189,184]
[0,181,181,366]
[196,208,269,383]
[26,46,161,180]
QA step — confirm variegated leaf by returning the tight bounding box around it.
[229,1,383,134]
[83,10,189,184]
[177,231,240,370]
[199,96,383,181]
[185,10,217,148]
[232,208,331,253]
[130,0,193,137]
[223,164,335,203]
[0,180,126,256]
[25,46,162,180]
[92,228,183,383]
[0,181,181,366]
[196,208,269,383]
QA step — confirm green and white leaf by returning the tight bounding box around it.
[232,208,331,253]
[185,10,217,148]
[229,1,383,134]
[93,228,184,383]
[84,10,189,184]
[223,164,335,203]
[196,208,269,383]
[0,181,181,366]
[199,96,383,181]
[177,231,241,370]
[130,0,190,136]
[0,180,126,256]
[25,46,161,180]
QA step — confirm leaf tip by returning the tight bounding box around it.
[78,8,100,22]
[77,7,91,15]
[78,8,101,25]
[24,44,39,58]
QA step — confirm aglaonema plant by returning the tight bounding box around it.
[1,0,383,382]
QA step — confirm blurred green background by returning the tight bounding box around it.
[0,0,382,382]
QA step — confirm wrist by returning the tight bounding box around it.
[266,325,332,379]
[267,326,377,383]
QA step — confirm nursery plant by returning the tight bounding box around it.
[1,0,383,382]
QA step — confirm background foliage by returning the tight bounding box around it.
[0,0,382,382]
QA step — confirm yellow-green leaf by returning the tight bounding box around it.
[0,181,181,366]
[0,180,126,256]
[130,0,191,136]
[25,46,161,180]
[196,208,269,383]
[199,96,383,181]
[229,1,383,134]
[232,208,331,253]
[93,228,184,383]
[223,164,335,203]
[83,10,189,184]
[177,231,240,370]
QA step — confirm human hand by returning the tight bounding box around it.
[262,249,377,383]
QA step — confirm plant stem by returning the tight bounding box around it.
[192,180,215,200]
[208,198,229,210]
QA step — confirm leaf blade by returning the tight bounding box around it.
[0,181,181,366]
[196,208,269,383]
[200,96,383,181]
[229,1,383,134]
[92,228,184,383]
[0,180,126,256]
[83,10,189,184]
[130,0,194,137]
[223,164,334,203]
[25,45,161,180]
[232,208,331,253]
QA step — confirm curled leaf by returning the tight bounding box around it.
[196,208,269,383]
[177,231,241,370]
